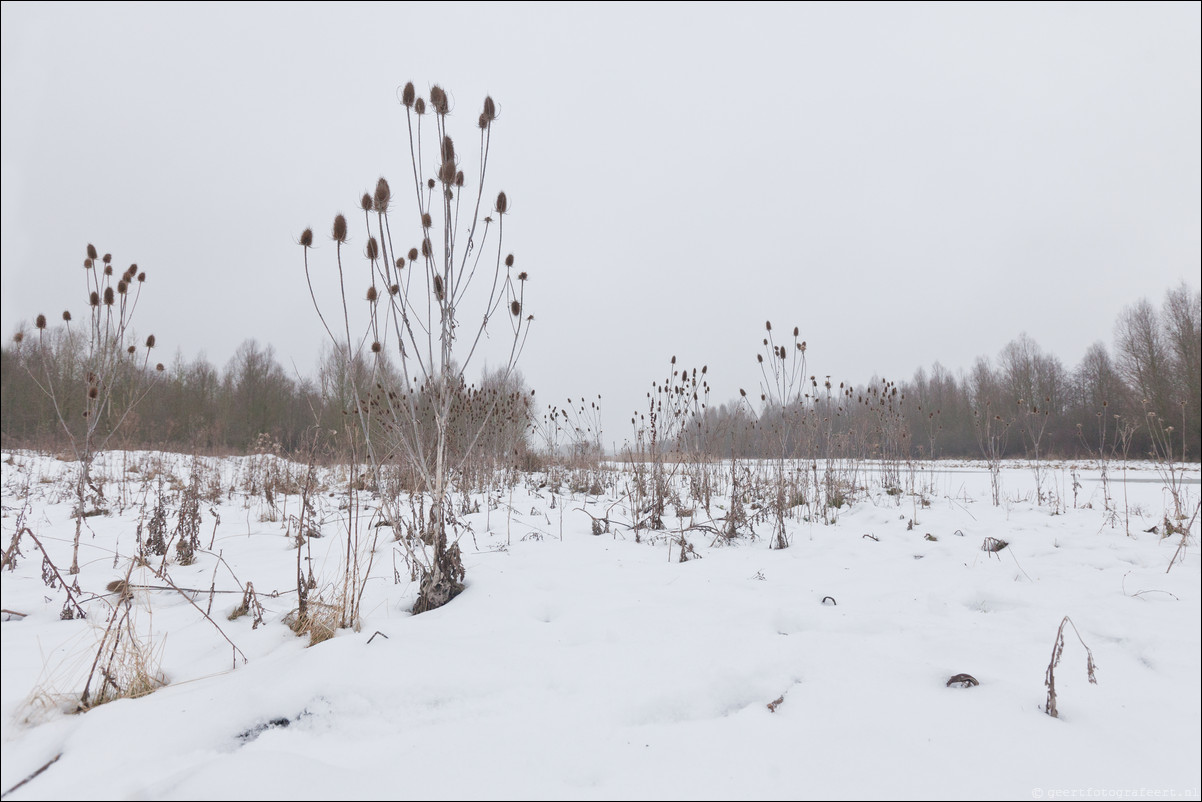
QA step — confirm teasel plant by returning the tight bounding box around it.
[20,246,162,574]
[749,321,807,549]
[301,83,532,614]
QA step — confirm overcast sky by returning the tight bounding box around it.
[2,1,1199,446]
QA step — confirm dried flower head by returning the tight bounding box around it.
[427,178,436,190]
[103,265,113,276]
[430,85,448,115]
[332,214,348,242]
[495,191,508,214]
[156,363,164,372]
[374,177,391,211]
[117,280,127,294]
[455,171,464,187]
[518,271,527,281]
[483,95,496,121]
[300,228,314,247]
[510,300,521,317]
[146,334,156,348]
[104,287,114,306]
[89,386,99,399]
[84,258,93,269]
[128,345,136,355]
[365,237,379,260]
[90,291,100,307]
[441,136,455,163]
[12,332,23,343]
[390,283,400,295]
[505,254,514,267]
[408,247,419,261]
[371,341,382,353]
[421,212,432,229]
[62,310,72,322]
[439,160,457,185]
[36,314,46,329]
[421,238,432,258]
[401,81,416,107]
[103,253,112,264]
[433,275,445,301]
[87,244,98,260]
[414,97,426,115]
[366,286,378,302]
[360,193,373,212]
[137,272,146,282]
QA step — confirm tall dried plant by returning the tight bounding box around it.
[301,84,531,613]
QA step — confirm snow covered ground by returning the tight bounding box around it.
[1,451,1199,800]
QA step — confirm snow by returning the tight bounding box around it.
[2,451,1199,800]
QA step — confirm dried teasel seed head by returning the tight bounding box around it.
[333,214,348,242]
[103,265,112,276]
[757,354,764,363]
[401,81,416,107]
[505,254,514,267]
[365,237,379,260]
[84,258,93,269]
[455,171,464,187]
[421,238,432,258]
[495,191,508,214]
[444,188,453,201]
[90,291,100,306]
[511,300,521,316]
[127,345,136,354]
[300,228,314,248]
[374,177,391,211]
[766,320,772,331]
[117,280,127,294]
[433,275,445,300]
[366,286,378,302]
[104,287,114,305]
[86,244,98,260]
[146,334,156,348]
[360,193,373,212]
[482,95,496,121]
[439,160,457,185]
[103,253,112,264]
[793,326,799,337]
[518,271,528,281]
[88,386,99,399]
[441,135,455,163]
[371,341,382,353]
[430,85,448,115]
[389,283,400,295]
[156,363,164,372]
[62,310,71,322]
[427,178,436,190]
[421,212,432,228]
[12,332,23,343]
[36,314,46,329]
[479,113,490,129]
[408,247,419,261]
[414,97,426,115]
[137,272,146,282]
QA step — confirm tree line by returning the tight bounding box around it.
[2,283,1198,461]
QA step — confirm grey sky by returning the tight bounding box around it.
[2,1,1199,446]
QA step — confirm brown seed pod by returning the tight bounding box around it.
[62,311,71,322]
[371,341,382,353]
[433,275,445,300]
[427,178,435,190]
[360,193,372,212]
[332,214,348,243]
[408,247,419,261]
[90,291,100,306]
[104,287,114,306]
[137,272,146,282]
[300,228,313,247]
[430,85,448,115]
[104,265,113,276]
[366,286,378,302]
[438,160,457,185]
[793,326,799,337]
[441,136,455,163]
[478,113,490,129]
[414,97,426,115]
[84,258,93,269]
[146,334,156,348]
[127,345,136,354]
[505,254,514,267]
[117,280,127,294]
[401,81,416,107]
[86,244,98,260]
[36,314,46,329]
[455,171,464,187]
[103,253,112,264]
[518,271,527,281]
[12,332,23,343]
[88,386,99,399]
[156,363,164,372]
[374,177,391,211]
[495,191,508,214]
[365,237,379,260]
[510,300,521,317]
[483,95,496,121]
[421,213,432,228]
[389,283,400,295]
[421,238,432,258]
[766,320,772,331]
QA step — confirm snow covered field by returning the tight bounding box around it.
[1,451,1199,800]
